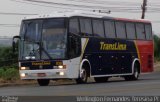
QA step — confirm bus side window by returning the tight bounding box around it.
[104,20,116,38]
[80,18,92,36]
[126,23,136,39]
[115,21,126,39]
[68,34,81,58]
[136,23,145,40]
[92,19,105,37]
[69,18,80,35]
[145,24,152,40]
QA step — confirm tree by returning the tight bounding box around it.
[153,34,160,60]
[0,46,18,67]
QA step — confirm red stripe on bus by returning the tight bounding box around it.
[135,40,154,72]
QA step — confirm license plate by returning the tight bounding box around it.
[37,73,46,77]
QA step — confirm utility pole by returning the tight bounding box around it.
[141,0,147,19]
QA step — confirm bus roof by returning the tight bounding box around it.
[24,10,151,23]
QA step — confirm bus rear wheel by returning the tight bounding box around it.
[76,68,88,84]
[124,62,140,81]
[37,79,50,86]
[94,77,109,83]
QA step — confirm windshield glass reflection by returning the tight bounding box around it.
[20,18,67,60]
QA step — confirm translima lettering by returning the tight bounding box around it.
[100,42,127,50]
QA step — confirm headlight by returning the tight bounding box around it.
[20,67,29,70]
[59,72,64,76]
[25,56,30,60]
[31,56,36,60]
[20,73,26,77]
[58,65,66,69]
[53,65,66,69]
[58,65,63,69]
[25,56,35,60]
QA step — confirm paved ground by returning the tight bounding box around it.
[0,71,160,102]
[0,72,160,96]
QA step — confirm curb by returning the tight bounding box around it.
[0,81,37,87]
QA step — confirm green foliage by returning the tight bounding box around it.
[0,46,18,67]
[0,68,4,78]
[4,68,19,80]
[0,46,19,81]
[153,34,160,61]
[0,67,19,81]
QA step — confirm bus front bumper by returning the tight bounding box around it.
[19,69,68,79]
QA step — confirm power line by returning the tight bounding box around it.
[10,0,89,11]
[26,0,141,9]
[21,0,142,11]
[0,24,20,26]
[0,12,38,16]
[0,24,20,27]
[12,0,143,8]
[10,0,160,14]
[11,0,144,13]
[10,0,63,9]
[67,0,141,6]
[24,0,160,13]
[0,26,19,27]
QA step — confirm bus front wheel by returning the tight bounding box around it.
[76,68,88,84]
[37,79,50,86]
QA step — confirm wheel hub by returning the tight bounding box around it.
[134,69,139,78]
[80,69,86,80]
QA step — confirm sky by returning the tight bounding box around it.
[0,0,160,37]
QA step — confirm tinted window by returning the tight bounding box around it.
[136,23,145,39]
[80,18,92,35]
[69,18,79,34]
[69,34,81,58]
[24,20,42,42]
[126,23,136,39]
[145,24,152,40]
[104,20,116,38]
[92,19,104,37]
[42,19,67,59]
[115,21,126,39]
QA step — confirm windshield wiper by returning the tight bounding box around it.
[36,42,53,60]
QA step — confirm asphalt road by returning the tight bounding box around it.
[0,72,160,102]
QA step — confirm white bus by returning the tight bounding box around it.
[13,11,153,86]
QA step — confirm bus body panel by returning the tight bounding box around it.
[19,57,81,79]
[81,37,153,76]
[19,38,153,80]
[83,38,137,75]
[135,40,154,72]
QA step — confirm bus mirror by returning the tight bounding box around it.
[12,41,16,53]
[12,36,21,53]
[13,36,21,40]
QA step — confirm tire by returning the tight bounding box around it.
[37,79,50,86]
[124,63,140,81]
[76,68,88,84]
[94,77,109,83]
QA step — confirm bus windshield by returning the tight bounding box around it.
[20,18,67,60]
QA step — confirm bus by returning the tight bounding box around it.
[13,11,153,86]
